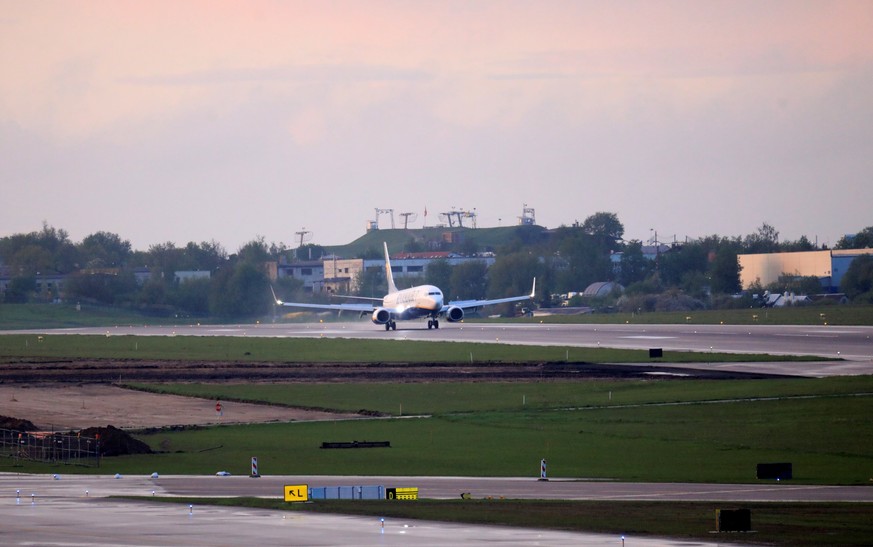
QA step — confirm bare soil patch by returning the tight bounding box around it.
[0,384,359,431]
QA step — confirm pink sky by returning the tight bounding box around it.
[2,1,872,250]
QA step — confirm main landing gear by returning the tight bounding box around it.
[427,319,440,329]
[384,321,397,331]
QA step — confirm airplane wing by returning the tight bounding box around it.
[444,278,536,311]
[276,301,375,313]
[272,287,376,313]
[323,294,383,302]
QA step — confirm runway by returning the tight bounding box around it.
[30,474,867,503]
[3,320,871,544]
[13,320,873,377]
[0,474,750,547]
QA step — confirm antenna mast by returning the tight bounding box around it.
[295,228,313,248]
[399,212,418,230]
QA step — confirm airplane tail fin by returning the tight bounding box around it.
[383,242,398,294]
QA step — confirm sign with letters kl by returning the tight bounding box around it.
[284,484,309,503]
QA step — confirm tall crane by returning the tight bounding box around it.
[374,208,395,229]
[439,208,478,228]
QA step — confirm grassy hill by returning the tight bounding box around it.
[321,225,548,257]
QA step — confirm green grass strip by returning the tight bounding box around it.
[127,376,873,415]
[0,334,824,363]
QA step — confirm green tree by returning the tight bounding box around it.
[782,235,816,252]
[3,276,35,303]
[555,231,614,291]
[680,270,710,300]
[65,271,138,306]
[835,226,873,250]
[169,277,211,316]
[354,265,386,297]
[487,252,540,298]
[425,259,453,294]
[209,261,271,318]
[237,237,270,264]
[744,222,780,253]
[145,242,184,281]
[659,242,709,287]
[137,278,168,309]
[450,261,488,300]
[181,241,227,271]
[710,247,741,294]
[5,245,54,276]
[618,240,652,286]
[273,275,305,302]
[624,273,663,296]
[839,254,873,301]
[499,225,547,253]
[1,224,79,275]
[581,212,624,252]
[78,232,131,268]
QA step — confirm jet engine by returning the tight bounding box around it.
[445,306,465,322]
[371,308,392,325]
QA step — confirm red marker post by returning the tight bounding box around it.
[539,458,548,481]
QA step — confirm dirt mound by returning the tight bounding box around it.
[0,415,37,431]
[80,425,153,457]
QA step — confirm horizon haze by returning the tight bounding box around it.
[2,1,872,251]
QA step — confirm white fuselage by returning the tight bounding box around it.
[382,284,443,320]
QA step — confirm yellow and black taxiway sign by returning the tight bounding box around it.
[386,487,418,500]
[283,484,309,502]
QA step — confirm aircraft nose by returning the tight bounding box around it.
[430,295,443,310]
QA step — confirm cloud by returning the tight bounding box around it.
[121,63,432,87]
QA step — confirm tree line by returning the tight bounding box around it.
[2,218,872,318]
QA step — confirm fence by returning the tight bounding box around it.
[0,428,100,468]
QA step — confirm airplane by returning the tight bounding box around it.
[273,242,535,330]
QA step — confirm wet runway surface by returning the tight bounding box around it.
[0,473,758,546]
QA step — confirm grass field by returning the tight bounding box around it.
[0,303,187,330]
[129,375,870,414]
[8,377,872,485]
[0,333,824,363]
